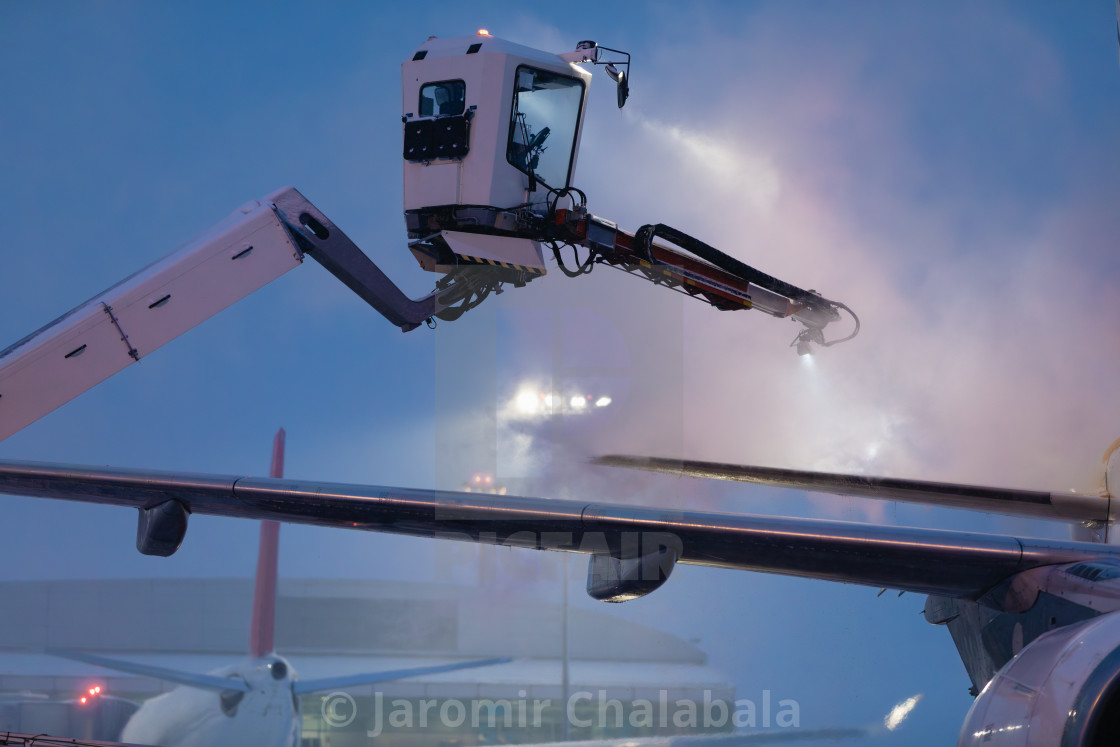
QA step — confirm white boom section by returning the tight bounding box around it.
[0,194,305,442]
[0,185,479,443]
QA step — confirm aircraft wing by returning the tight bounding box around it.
[0,459,1116,601]
[593,455,1112,523]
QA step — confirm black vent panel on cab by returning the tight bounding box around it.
[433,116,469,158]
[404,115,469,161]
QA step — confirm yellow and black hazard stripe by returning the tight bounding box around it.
[456,254,547,275]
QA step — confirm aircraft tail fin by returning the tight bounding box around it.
[249,428,284,658]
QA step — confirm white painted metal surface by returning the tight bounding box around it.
[401,34,592,213]
[0,199,304,442]
[440,230,546,270]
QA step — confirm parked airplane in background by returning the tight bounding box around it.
[2,441,1120,745]
[45,429,509,747]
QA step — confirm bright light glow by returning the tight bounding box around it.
[800,353,815,369]
[884,694,923,730]
[94,686,101,694]
[516,391,538,414]
[507,382,612,418]
[478,29,491,36]
[473,475,481,484]
[484,475,492,484]
[80,696,87,704]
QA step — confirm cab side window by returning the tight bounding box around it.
[420,81,466,117]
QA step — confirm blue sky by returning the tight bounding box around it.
[2,2,1119,744]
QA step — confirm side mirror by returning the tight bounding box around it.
[605,64,629,108]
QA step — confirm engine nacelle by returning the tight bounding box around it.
[958,611,1120,746]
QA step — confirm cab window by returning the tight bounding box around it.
[507,66,585,190]
[420,81,466,117]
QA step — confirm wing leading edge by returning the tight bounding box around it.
[592,455,1112,523]
[0,458,1115,601]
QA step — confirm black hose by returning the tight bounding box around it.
[551,242,597,277]
[821,302,860,347]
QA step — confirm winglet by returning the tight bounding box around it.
[249,428,284,658]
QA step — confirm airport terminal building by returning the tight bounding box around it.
[0,576,733,745]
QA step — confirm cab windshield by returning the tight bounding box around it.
[507,66,585,191]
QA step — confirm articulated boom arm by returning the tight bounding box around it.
[0,187,465,442]
[405,200,859,352]
[1,190,857,443]
[549,208,859,350]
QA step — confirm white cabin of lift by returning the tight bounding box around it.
[401,32,593,216]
